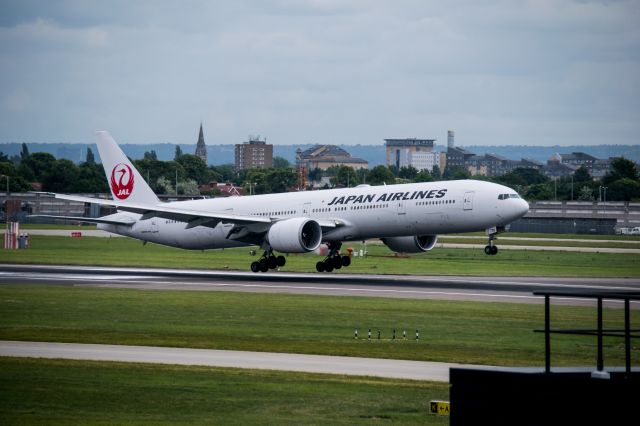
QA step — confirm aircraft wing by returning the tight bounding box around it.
[44,192,273,227]
[29,214,136,226]
[36,193,340,236]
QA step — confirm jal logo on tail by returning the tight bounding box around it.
[110,163,134,200]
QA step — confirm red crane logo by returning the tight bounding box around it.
[110,163,134,200]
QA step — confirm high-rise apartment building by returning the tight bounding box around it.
[235,136,273,171]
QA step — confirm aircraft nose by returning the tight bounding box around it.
[517,199,529,217]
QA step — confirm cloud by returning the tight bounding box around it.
[0,0,638,146]
[0,18,109,50]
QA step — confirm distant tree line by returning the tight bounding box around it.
[1,143,639,201]
[304,159,640,201]
[0,143,296,196]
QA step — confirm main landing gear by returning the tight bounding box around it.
[484,232,499,255]
[316,242,351,273]
[250,248,286,273]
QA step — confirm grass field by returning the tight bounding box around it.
[0,357,448,425]
[1,235,639,277]
[1,285,637,367]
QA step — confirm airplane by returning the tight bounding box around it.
[34,131,530,273]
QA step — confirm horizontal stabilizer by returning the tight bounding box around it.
[29,215,136,226]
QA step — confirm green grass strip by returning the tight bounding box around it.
[1,285,638,367]
[0,357,449,425]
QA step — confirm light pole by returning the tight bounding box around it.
[599,186,607,214]
[570,174,574,201]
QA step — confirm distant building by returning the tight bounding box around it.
[195,123,207,165]
[447,130,455,149]
[558,152,610,178]
[198,181,244,197]
[520,158,544,171]
[446,146,475,169]
[591,159,612,179]
[385,138,438,171]
[235,136,273,171]
[296,145,368,171]
[543,153,577,179]
[465,153,516,177]
[443,133,611,179]
[445,131,475,171]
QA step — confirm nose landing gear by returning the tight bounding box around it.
[251,248,286,273]
[316,242,352,273]
[484,231,499,255]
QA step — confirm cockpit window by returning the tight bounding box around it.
[498,193,520,200]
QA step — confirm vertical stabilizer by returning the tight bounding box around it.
[95,131,160,205]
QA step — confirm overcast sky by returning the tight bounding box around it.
[0,0,638,146]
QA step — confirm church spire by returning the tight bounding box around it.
[195,122,207,165]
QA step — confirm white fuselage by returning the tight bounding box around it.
[99,180,529,251]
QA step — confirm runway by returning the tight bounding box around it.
[0,340,491,382]
[1,264,639,307]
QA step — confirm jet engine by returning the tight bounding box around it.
[267,217,322,253]
[381,235,438,253]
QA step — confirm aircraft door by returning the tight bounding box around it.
[397,200,406,216]
[395,200,410,230]
[463,192,474,211]
[301,202,311,216]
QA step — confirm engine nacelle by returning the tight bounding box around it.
[381,235,438,253]
[267,217,322,253]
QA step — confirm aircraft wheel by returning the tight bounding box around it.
[324,261,334,273]
[316,261,325,272]
[268,256,278,269]
[327,256,342,269]
[250,261,260,273]
[491,246,498,255]
[341,256,351,267]
[259,259,269,272]
[484,245,493,255]
[276,255,286,267]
